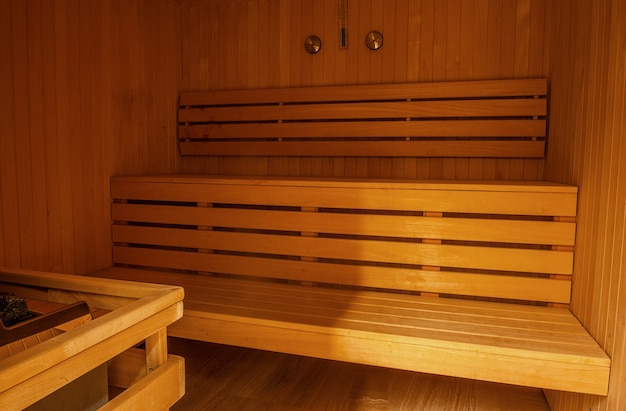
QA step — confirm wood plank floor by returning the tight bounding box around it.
[168,337,551,411]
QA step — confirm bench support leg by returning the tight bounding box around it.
[146,328,168,373]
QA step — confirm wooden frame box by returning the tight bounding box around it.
[0,267,185,410]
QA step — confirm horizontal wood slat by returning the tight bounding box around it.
[179,99,548,122]
[112,247,572,303]
[112,225,573,275]
[178,79,548,157]
[111,175,579,192]
[112,203,576,246]
[180,140,546,158]
[111,177,578,217]
[179,120,546,139]
[179,79,549,105]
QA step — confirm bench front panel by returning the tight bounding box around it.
[111,176,577,305]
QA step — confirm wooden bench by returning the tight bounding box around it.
[1,267,185,410]
[178,78,547,158]
[90,175,610,396]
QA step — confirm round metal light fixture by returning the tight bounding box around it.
[365,31,383,50]
[304,35,322,54]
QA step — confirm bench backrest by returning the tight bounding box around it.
[178,79,547,158]
[110,176,577,306]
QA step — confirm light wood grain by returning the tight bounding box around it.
[112,224,574,275]
[175,0,548,177]
[0,267,185,410]
[100,355,185,411]
[543,0,626,409]
[108,176,578,304]
[178,79,547,158]
[0,0,183,274]
[3,0,623,407]
[179,120,546,139]
[112,247,572,303]
[169,337,551,411]
[92,267,609,395]
[112,202,576,245]
[110,177,578,215]
[179,99,547,122]
[179,78,549,105]
[0,0,550,278]
[98,175,610,395]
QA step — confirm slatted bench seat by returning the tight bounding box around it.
[89,175,610,396]
[178,78,548,158]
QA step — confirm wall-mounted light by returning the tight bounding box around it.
[304,35,322,54]
[365,31,383,50]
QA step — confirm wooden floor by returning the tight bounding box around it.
[168,337,551,411]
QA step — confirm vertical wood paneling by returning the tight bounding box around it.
[514,0,530,77]
[177,0,549,179]
[544,0,626,409]
[27,0,49,271]
[0,0,182,274]
[419,0,434,82]
[0,0,551,273]
[469,1,488,181]
[393,0,409,82]
[14,0,38,269]
[54,0,75,274]
[459,0,474,79]
[486,0,502,79]
[41,0,62,273]
[0,1,20,268]
[445,0,462,80]
[0,1,550,268]
[528,0,545,77]
[1,0,552,321]
[1,0,624,406]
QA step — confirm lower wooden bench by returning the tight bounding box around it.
[91,175,610,396]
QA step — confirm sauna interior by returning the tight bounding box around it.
[1,0,624,410]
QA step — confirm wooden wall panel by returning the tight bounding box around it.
[1,3,551,274]
[0,0,181,274]
[176,0,549,180]
[543,0,625,409]
[1,0,624,405]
